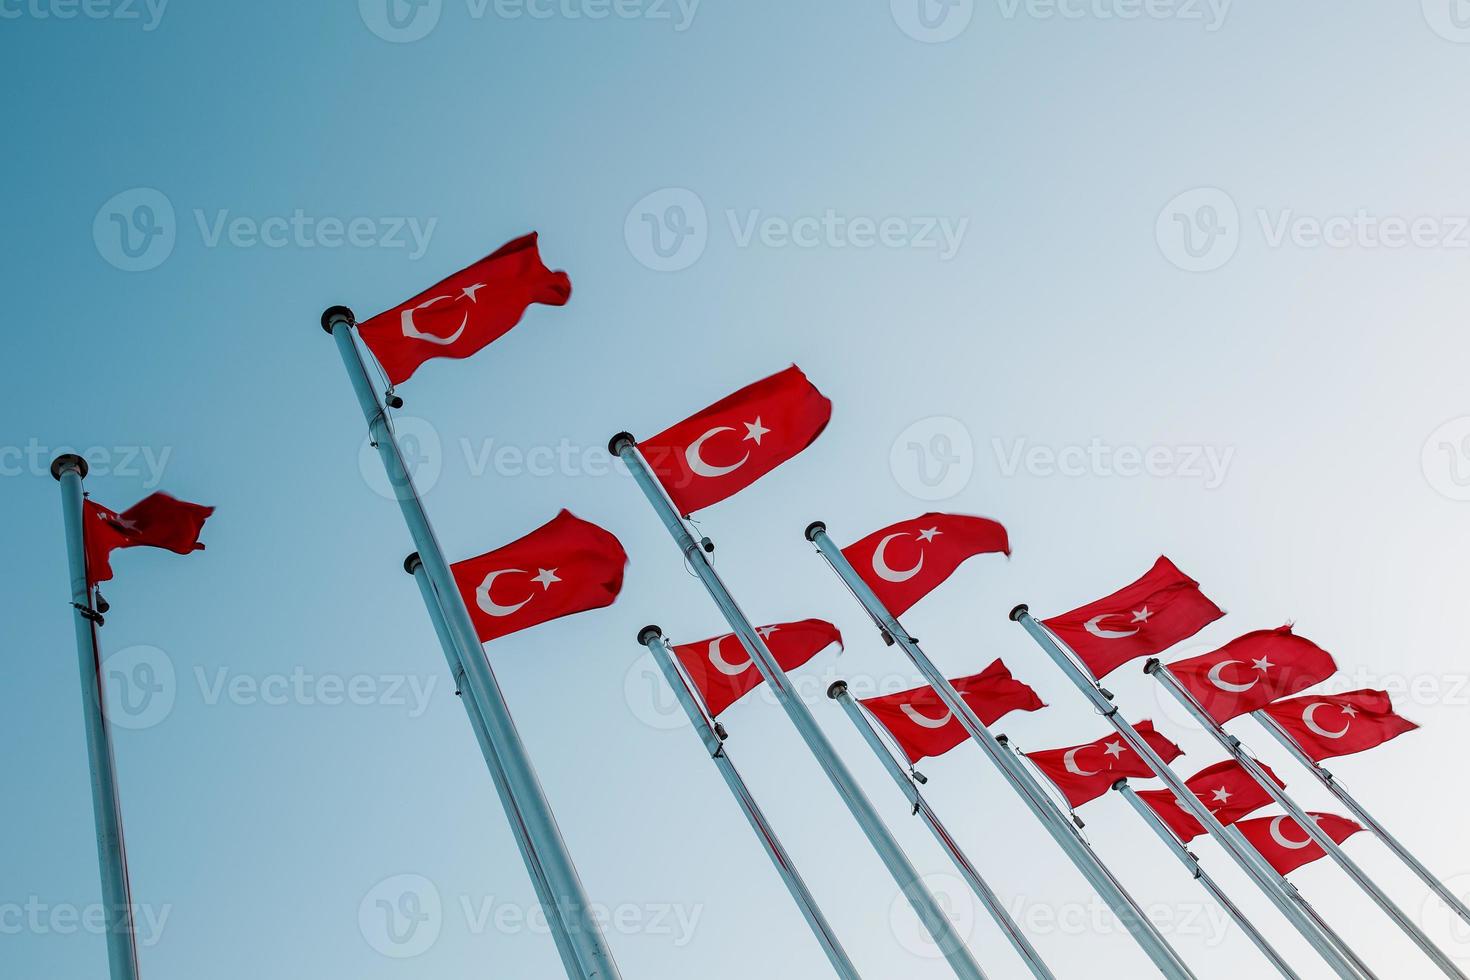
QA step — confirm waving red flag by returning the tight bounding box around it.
[671,619,842,717]
[1261,690,1418,762]
[634,366,830,515]
[1028,721,1183,809]
[1167,626,1336,724]
[860,660,1045,763]
[841,513,1010,617]
[1234,812,1363,876]
[451,510,626,643]
[84,493,215,584]
[1041,557,1223,679]
[358,233,571,385]
[1136,759,1285,842]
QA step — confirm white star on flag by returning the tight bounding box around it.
[1251,656,1274,672]
[1103,741,1126,761]
[1210,786,1232,804]
[1340,704,1358,718]
[459,282,486,302]
[532,568,560,590]
[916,527,942,543]
[756,625,780,640]
[1131,606,1152,623]
[743,418,770,444]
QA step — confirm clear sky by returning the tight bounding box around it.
[6,3,1470,978]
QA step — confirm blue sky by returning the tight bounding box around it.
[7,3,1470,978]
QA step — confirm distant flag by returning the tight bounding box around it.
[671,619,842,717]
[1261,689,1419,762]
[84,492,215,584]
[1136,759,1285,842]
[1028,721,1183,809]
[859,660,1045,763]
[451,510,626,642]
[840,513,1010,617]
[358,233,571,385]
[1169,626,1336,724]
[1040,556,1223,679]
[1234,812,1364,876]
[635,365,831,514]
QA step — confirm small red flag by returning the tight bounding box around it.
[1233,812,1363,876]
[671,619,842,717]
[1040,557,1223,679]
[1261,689,1418,762]
[1136,759,1285,842]
[840,513,1010,618]
[635,365,831,515]
[451,510,626,643]
[860,660,1045,763]
[1167,626,1336,724]
[358,233,571,385]
[84,493,215,584]
[1027,721,1183,810]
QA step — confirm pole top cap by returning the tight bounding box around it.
[826,680,848,700]
[608,432,636,456]
[1110,777,1128,791]
[637,625,663,646]
[321,305,356,334]
[804,521,827,542]
[51,453,88,481]
[403,552,422,575]
[1008,603,1030,622]
[1143,657,1162,674]
[995,733,1010,746]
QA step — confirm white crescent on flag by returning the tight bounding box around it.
[1269,815,1316,850]
[899,702,953,729]
[1083,613,1140,639]
[685,426,750,479]
[872,532,924,583]
[1063,747,1101,777]
[1302,702,1350,739]
[476,568,532,617]
[1207,659,1258,693]
[708,635,754,676]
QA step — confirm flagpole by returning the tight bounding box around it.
[1148,660,1466,979]
[1009,606,1376,980]
[1111,779,1302,980]
[323,307,622,980]
[53,454,142,980]
[1251,709,1470,928]
[827,681,1058,980]
[804,524,1197,980]
[638,628,862,980]
[609,437,990,980]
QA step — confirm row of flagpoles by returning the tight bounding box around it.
[55,232,1470,979]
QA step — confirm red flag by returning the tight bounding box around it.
[1040,557,1223,679]
[672,619,842,717]
[1027,721,1183,809]
[358,233,571,385]
[1136,759,1285,842]
[634,366,831,514]
[1167,626,1336,724]
[84,493,215,584]
[860,660,1046,763]
[1261,689,1418,762]
[451,510,626,643]
[840,513,1010,618]
[1234,812,1364,876]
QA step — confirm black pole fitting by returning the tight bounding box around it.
[637,625,663,646]
[826,680,848,700]
[51,453,88,481]
[321,305,355,334]
[608,432,636,456]
[1008,604,1030,622]
[403,552,422,575]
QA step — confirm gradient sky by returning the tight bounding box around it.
[7,3,1470,978]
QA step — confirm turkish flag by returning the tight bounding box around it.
[840,513,1010,618]
[1261,690,1418,762]
[672,619,842,717]
[84,493,215,585]
[1136,759,1285,842]
[1040,557,1223,679]
[635,365,831,515]
[860,660,1045,763]
[358,233,571,385]
[1027,721,1183,810]
[1168,626,1336,724]
[451,510,626,643]
[1234,812,1363,876]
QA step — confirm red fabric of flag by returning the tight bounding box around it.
[1136,759,1285,842]
[84,493,215,584]
[1234,812,1364,876]
[1261,689,1418,762]
[671,619,842,717]
[1027,721,1183,810]
[860,660,1046,763]
[1167,626,1336,724]
[840,513,1010,618]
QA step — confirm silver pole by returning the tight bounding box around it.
[324,307,621,979]
[1112,779,1302,980]
[805,523,1197,980]
[1011,606,1376,980]
[610,437,989,980]
[1252,709,1470,928]
[1149,661,1465,979]
[53,454,142,980]
[639,628,863,980]
[828,681,1058,980]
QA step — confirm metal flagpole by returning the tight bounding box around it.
[804,523,1197,979]
[610,437,989,980]
[638,628,863,980]
[323,307,621,980]
[827,681,1058,980]
[1149,660,1466,980]
[1009,605,1376,980]
[1111,779,1302,980]
[53,454,142,980]
[1252,709,1470,928]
